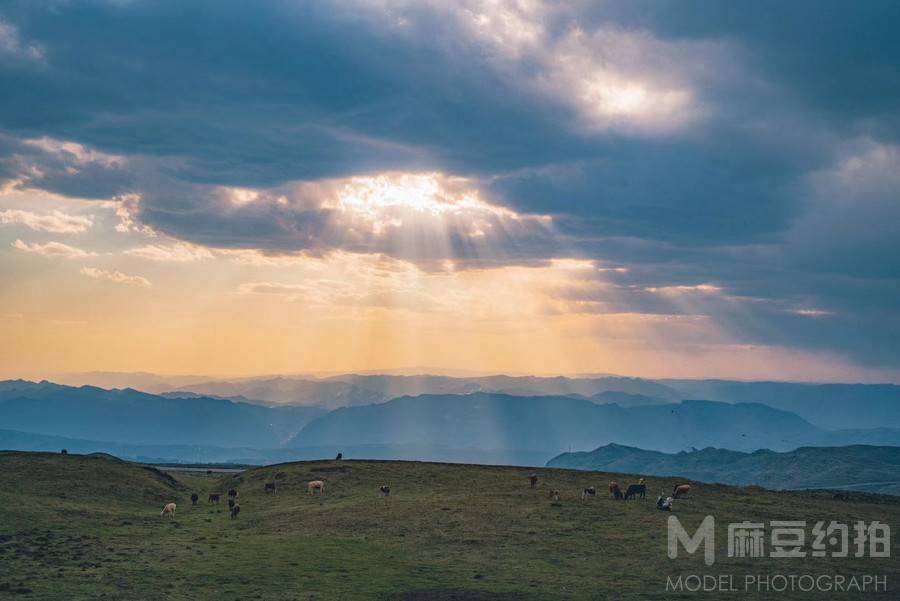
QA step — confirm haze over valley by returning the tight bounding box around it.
[3,373,900,495]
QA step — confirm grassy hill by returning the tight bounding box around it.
[1,452,898,600]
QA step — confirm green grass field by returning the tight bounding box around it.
[0,452,898,600]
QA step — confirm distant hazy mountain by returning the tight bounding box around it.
[0,429,551,466]
[661,380,900,430]
[49,371,214,391]
[590,391,671,407]
[289,392,899,456]
[50,372,900,433]
[167,374,681,408]
[0,381,325,448]
[0,428,281,464]
[547,443,900,496]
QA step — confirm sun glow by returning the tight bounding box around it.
[321,172,549,239]
[328,173,522,225]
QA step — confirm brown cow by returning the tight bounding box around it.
[673,484,691,499]
[208,493,221,504]
[528,473,538,489]
[609,480,623,500]
[264,482,277,495]
[307,480,326,495]
[379,485,390,497]
[230,503,241,520]
[548,489,560,502]
[160,502,176,518]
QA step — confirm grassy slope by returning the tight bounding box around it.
[0,452,898,600]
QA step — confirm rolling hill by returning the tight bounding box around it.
[2,451,898,600]
[547,443,900,495]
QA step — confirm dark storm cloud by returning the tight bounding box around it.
[0,0,898,367]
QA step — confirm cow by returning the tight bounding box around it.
[228,499,236,510]
[624,484,646,500]
[307,480,326,495]
[190,493,199,506]
[227,489,238,499]
[528,474,538,489]
[609,480,623,500]
[264,482,277,495]
[379,485,391,497]
[208,493,221,504]
[673,484,691,499]
[548,489,560,502]
[581,486,596,501]
[230,503,241,520]
[335,452,343,460]
[160,502,176,518]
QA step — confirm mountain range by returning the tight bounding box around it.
[2,376,900,475]
[47,372,900,432]
[288,392,900,456]
[0,380,324,448]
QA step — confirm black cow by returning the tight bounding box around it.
[264,482,277,495]
[335,452,343,460]
[528,474,538,489]
[228,499,236,510]
[227,489,238,499]
[379,485,391,497]
[208,493,221,504]
[190,493,199,506]
[581,486,597,501]
[624,484,646,500]
[230,504,241,520]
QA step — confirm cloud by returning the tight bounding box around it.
[0,208,93,233]
[0,19,43,62]
[11,239,96,258]
[129,171,557,264]
[235,281,309,297]
[0,1,898,369]
[124,242,213,262]
[79,267,151,287]
[645,284,723,296]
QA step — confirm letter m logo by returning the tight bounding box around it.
[668,515,715,566]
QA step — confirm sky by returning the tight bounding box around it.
[1,0,899,382]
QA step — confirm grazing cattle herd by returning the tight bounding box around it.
[159,468,695,520]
